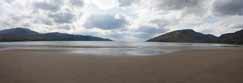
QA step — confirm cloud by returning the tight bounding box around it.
[156,0,204,10]
[232,24,243,29]
[91,0,118,10]
[138,26,165,33]
[0,0,243,41]
[69,0,84,7]
[134,25,167,39]
[49,12,75,24]
[118,0,136,7]
[2,0,15,3]
[213,0,243,16]
[33,1,63,12]
[84,14,128,30]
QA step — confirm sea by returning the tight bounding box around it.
[0,41,240,56]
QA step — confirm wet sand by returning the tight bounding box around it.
[0,48,243,83]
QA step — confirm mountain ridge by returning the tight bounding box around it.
[0,28,112,41]
[147,29,243,44]
[219,29,243,44]
[147,29,218,43]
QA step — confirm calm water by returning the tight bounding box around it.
[0,41,240,56]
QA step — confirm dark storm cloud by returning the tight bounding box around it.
[84,14,128,30]
[213,0,243,16]
[49,12,75,24]
[158,0,203,10]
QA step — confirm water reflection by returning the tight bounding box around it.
[0,41,240,56]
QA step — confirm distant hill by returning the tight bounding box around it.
[219,30,243,44]
[147,29,218,43]
[147,29,243,44]
[0,28,112,41]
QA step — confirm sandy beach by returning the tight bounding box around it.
[0,47,243,83]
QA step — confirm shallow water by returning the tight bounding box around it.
[0,41,240,56]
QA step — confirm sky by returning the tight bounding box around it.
[0,0,243,41]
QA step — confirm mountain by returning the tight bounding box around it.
[0,28,112,41]
[0,28,39,35]
[0,28,42,41]
[42,32,111,41]
[147,29,218,43]
[219,29,243,44]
